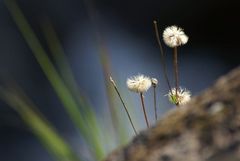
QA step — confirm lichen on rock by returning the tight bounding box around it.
[105,67,240,161]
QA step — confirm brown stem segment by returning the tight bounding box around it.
[153,87,157,121]
[110,77,138,135]
[115,88,138,135]
[173,47,179,106]
[153,21,172,93]
[140,93,150,128]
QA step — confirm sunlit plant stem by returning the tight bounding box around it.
[153,85,157,121]
[140,93,150,128]
[153,21,172,93]
[110,77,138,135]
[173,47,179,106]
[151,78,158,121]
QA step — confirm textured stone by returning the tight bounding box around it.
[105,67,240,161]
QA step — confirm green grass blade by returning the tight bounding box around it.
[4,0,104,159]
[0,87,81,161]
[41,20,106,157]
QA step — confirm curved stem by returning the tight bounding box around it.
[153,21,172,93]
[110,77,138,135]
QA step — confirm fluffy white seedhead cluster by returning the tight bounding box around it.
[167,87,191,105]
[163,25,188,48]
[127,74,152,93]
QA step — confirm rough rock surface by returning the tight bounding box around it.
[105,67,240,161]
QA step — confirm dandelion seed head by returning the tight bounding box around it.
[163,25,188,48]
[127,74,152,93]
[167,87,191,105]
[151,78,158,87]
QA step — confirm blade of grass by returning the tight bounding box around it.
[0,86,81,161]
[81,0,129,145]
[41,19,106,156]
[100,52,125,142]
[4,0,104,159]
[40,19,80,97]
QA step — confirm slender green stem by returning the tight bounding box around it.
[153,20,172,93]
[173,47,179,106]
[153,87,157,121]
[4,0,104,158]
[0,87,81,161]
[41,20,105,157]
[140,93,149,128]
[110,77,138,135]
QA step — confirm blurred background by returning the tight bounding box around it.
[0,0,239,161]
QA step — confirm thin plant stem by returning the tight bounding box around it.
[153,86,157,121]
[140,93,150,128]
[153,20,172,93]
[4,0,104,158]
[173,47,179,106]
[110,77,138,135]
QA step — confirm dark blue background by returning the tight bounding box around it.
[0,0,239,160]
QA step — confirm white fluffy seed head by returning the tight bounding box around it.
[126,74,152,93]
[167,87,191,105]
[151,78,158,87]
[163,25,188,48]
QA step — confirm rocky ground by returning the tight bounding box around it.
[105,67,240,161]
